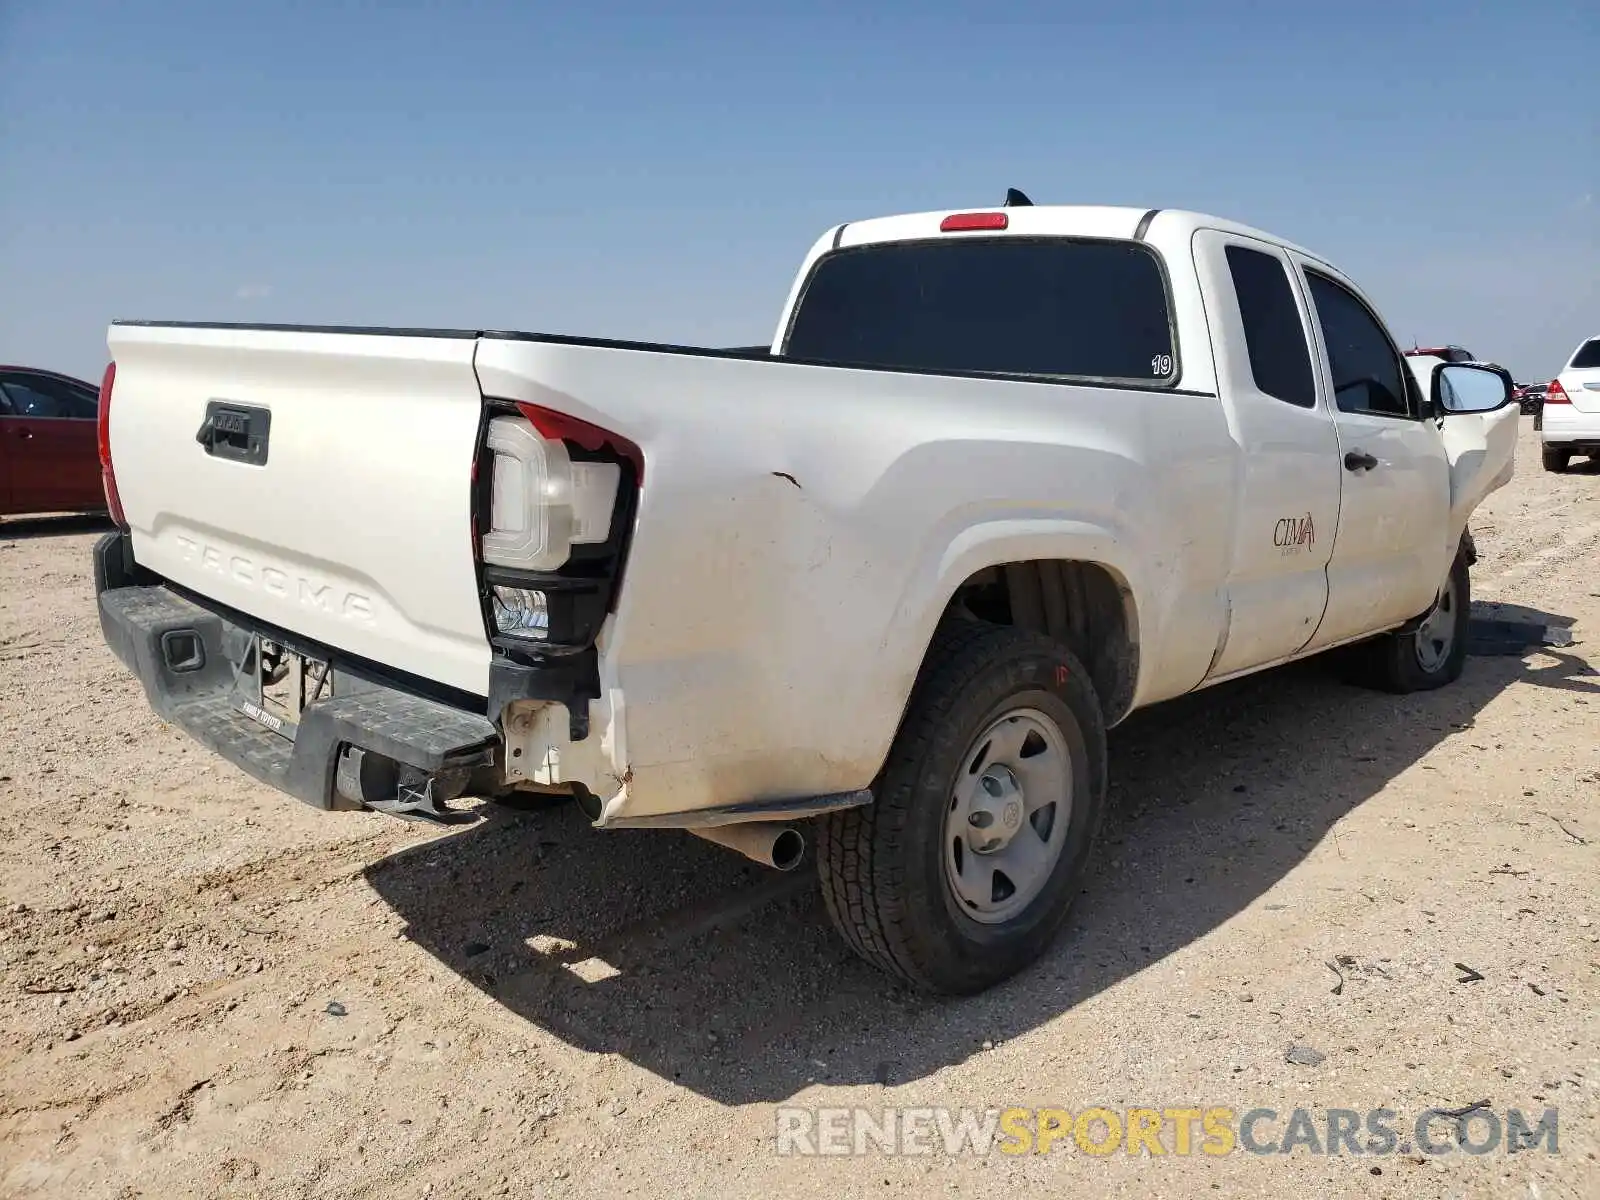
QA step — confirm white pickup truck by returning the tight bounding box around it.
[95,199,1519,994]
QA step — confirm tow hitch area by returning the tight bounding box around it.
[334,746,480,825]
[98,579,498,817]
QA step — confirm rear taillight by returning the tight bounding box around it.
[1545,379,1570,405]
[480,414,622,573]
[97,361,126,527]
[473,402,639,652]
[516,402,644,484]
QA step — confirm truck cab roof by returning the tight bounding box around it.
[824,205,1329,266]
[771,204,1347,381]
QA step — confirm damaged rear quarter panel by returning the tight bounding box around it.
[473,338,1229,820]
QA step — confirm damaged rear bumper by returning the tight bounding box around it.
[95,533,497,813]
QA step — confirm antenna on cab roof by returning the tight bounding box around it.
[1004,188,1033,207]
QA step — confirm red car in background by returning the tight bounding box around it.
[0,366,107,517]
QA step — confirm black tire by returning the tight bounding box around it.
[1344,551,1470,694]
[1542,446,1570,473]
[816,621,1107,995]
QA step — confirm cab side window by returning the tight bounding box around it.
[1304,271,1412,418]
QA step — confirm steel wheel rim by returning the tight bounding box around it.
[1415,572,1458,673]
[942,706,1073,925]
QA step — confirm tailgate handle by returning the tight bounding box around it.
[196,401,271,466]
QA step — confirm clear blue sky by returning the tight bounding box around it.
[2,0,1595,382]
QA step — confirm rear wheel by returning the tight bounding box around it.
[816,622,1107,995]
[1542,446,1570,473]
[1345,551,1470,694]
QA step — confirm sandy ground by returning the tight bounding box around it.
[1,419,1596,1199]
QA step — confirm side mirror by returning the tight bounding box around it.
[1433,362,1514,415]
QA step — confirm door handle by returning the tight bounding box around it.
[1344,450,1378,473]
[16,429,32,440]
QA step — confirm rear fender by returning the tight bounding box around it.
[881,517,1147,724]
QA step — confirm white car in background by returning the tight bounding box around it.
[1541,335,1600,472]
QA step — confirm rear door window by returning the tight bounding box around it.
[784,238,1177,385]
[1225,245,1316,408]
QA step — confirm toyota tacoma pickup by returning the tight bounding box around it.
[94,197,1519,995]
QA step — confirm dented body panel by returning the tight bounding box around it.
[473,333,1231,822]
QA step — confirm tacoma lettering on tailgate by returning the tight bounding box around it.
[175,536,375,623]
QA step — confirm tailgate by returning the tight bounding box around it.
[105,324,492,696]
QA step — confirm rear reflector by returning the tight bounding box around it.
[940,212,1009,232]
[1545,379,1570,404]
[97,361,126,527]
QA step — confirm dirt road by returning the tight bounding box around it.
[2,421,1596,1199]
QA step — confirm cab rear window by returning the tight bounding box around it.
[783,237,1177,385]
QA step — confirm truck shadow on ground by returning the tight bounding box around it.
[365,604,1593,1105]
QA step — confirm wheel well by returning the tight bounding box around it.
[943,560,1138,722]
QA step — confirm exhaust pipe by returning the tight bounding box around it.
[689,822,806,871]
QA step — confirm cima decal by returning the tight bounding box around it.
[1274,513,1316,553]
